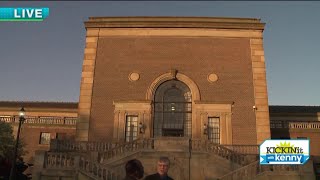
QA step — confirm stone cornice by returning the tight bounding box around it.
[84,16,265,30]
[0,101,78,109]
[0,107,78,113]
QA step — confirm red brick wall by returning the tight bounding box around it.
[290,131,320,156]
[19,125,76,163]
[90,37,257,144]
[271,129,320,156]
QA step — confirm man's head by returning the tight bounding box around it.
[125,159,144,179]
[157,157,170,176]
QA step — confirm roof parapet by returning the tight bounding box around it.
[84,16,265,30]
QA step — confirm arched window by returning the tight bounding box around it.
[153,80,192,137]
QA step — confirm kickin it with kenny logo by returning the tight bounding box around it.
[260,139,309,165]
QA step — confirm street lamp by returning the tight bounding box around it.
[9,107,25,180]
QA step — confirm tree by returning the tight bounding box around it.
[0,121,27,178]
[0,121,26,161]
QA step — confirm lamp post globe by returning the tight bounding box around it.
[19,107,25,118]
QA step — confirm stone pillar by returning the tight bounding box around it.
[220,113,226,144]
[250,38,271,144]
[76,28,100,141]
[144,111,152,138]
[113,110,120,141]
[32,150,47,180]
[118,111,126,142]
[225,113,233,144]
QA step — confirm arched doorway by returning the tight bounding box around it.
[153,80,192,137]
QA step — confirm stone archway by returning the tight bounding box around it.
[146,71,201,138]
[153,80,192,138]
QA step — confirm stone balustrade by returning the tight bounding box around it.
[190,139,207,151]
[270,120,320,129]
[35,141,309,180]
[191,139,254,165]
[79,156,121,180]
[100,139,154,163]
[221,144,259,155]
[289,121,320,129]
[207,143,246,165]
[50,138,259,166]
[0,116,77,125]
[0,116,13,122]
[46,152,77,169]
[217,160,300,180]
[42,151,121,179]
[50,139,117,152]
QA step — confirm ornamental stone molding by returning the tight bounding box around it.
[146,72,200,101]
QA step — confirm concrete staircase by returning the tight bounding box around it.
[216,159,315,180]
[32,139,316,180]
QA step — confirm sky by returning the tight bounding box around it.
[0,1,319,106]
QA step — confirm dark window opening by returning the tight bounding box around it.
[208,117,220,144]
[125,116,138,142]
[153,80,192,138]
[39,132,50,145]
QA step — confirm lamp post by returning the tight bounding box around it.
[9,107,25,180]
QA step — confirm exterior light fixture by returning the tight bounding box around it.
[19,107,25,118]
[203,123,208,135]
[139,122,145,134]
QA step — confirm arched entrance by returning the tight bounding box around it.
[153,80,192,137]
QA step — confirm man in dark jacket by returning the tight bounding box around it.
[144,157,173,180]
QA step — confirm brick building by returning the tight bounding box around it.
[270,106,320,156]
[0,17,319,179]
[0,101,77,163]
[76,17,270,146]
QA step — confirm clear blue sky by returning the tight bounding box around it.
[0,1,319,105]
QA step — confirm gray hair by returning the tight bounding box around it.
[158,156,170,165]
